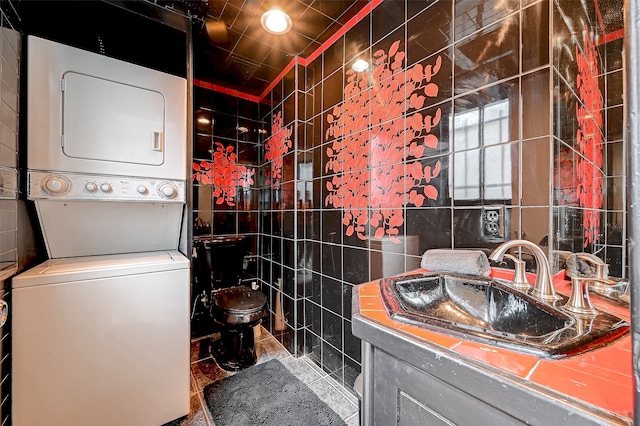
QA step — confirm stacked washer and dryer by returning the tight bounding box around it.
[12,36,190,425]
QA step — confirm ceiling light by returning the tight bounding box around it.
[197,117,210,125]
[352,59,369,72]
[261,9,292,35]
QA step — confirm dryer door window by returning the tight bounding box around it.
[62,72,165,166]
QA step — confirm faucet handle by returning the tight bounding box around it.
[576,253,608,279]
[502,254,531,291]
[563,276,599,316]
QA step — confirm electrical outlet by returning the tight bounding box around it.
[482,206,504,239]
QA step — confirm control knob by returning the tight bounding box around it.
[100,183,112,193]
[137,185,148,195]
[158,182,178,199]
[43,176,70,195]
[85,182,98,193]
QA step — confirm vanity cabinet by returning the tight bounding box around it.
[353,285,631,426]
[365,344,522,425]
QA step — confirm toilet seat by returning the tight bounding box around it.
[211,285,268,327]
[209,284,268,371]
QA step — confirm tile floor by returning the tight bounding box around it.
[172,327,360,426]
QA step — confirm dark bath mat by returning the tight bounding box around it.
[203,358,346,426]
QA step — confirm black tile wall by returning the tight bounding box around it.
[371,0,405,44]
[197,0,626,395]
[406,2,452,65]
[522,69,551,140]
[191,88,263,338]
[522,0,550,72]
[454,0,520,41]
[454,14,520,95]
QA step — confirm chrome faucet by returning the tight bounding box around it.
[489,239,561,302]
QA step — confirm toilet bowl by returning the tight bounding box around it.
[194,235,268,371]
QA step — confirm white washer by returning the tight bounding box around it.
[12,251,190,426]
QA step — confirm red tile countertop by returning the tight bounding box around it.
[356,268,633,421]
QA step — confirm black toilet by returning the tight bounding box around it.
[194,235,267,371]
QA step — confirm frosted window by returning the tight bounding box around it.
[452,99,511,201]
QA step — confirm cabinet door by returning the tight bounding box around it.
[372,349,523,426]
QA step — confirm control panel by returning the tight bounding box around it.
[28,170,186,202]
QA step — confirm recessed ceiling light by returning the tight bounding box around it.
[352,59,369,72]
[261,9,292,35]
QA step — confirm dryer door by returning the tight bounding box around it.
[63,72,165,166]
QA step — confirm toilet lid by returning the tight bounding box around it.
[212,285,267,314]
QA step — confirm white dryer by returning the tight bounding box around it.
[12,251,190,426]
[27,35,187,180]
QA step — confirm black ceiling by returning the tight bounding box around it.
[187,0,370,96]
[15,0,370,98]
[16,1,190,78]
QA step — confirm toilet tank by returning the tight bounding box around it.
[193,236,249,291]
[368,236,421,280]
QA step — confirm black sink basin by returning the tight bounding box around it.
[379,272,629,358]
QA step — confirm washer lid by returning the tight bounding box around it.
[13,250,189,288]
[212,286,267,314]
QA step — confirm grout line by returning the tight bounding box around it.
[345,411,359,422]
[322,375,359,407]
[526,359,542,381]
[196,390,215,426]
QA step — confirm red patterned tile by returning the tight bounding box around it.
[264,110,292,189]
[555,29,604,244]
[192,143,254,206]
[324,41,444,242]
